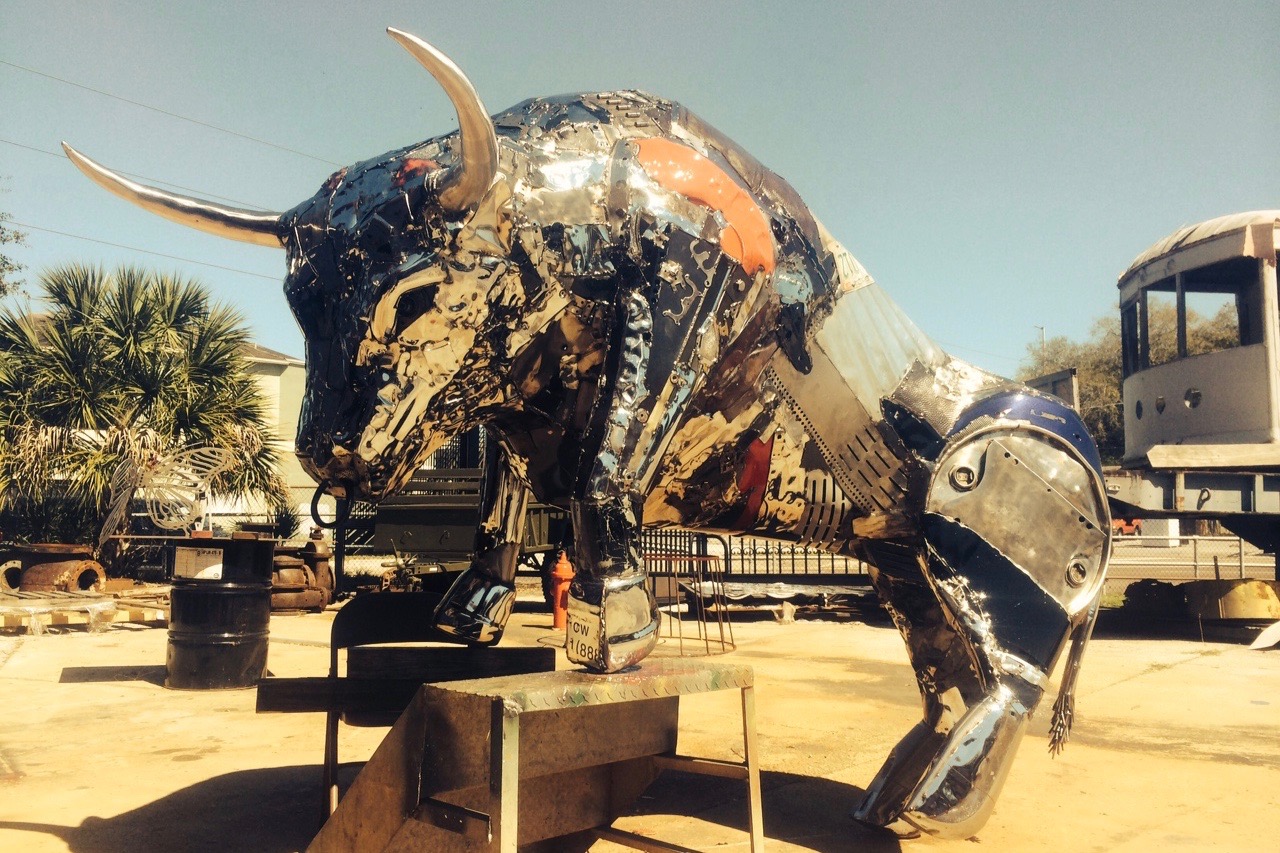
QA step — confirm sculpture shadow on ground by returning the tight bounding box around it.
[629,769,907,852]
[0,765,319,853]
[0,764,908,853]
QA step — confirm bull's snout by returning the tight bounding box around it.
[297,445,361,498]
[295,411,380,501]
[296,422,411,503]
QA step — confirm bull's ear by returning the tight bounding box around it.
[62,143,284,248]
[387,29,498,213]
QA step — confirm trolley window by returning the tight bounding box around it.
[1121,255,1261,377]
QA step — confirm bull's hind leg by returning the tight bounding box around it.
[857,424,1110,838]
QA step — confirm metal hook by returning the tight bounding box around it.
[310,482,352,529]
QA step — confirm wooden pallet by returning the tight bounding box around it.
[0,590,168,633]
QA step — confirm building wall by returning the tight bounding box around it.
[207,350,325,531]
[244,355,315,505]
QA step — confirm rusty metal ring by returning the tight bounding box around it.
[309,482,351,530]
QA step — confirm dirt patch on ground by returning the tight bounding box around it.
[1,608,1277,851]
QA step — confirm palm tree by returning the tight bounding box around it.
[0,263,287,545]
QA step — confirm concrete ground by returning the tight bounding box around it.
[0,598,1277,852]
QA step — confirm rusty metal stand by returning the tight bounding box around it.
[307,659,763,852]
[647,553,736,656]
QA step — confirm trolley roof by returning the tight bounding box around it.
[1117,210,1279,303]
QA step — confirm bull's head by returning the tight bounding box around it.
[65,30,526,501]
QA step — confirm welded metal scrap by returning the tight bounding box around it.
[65,28,1113,838]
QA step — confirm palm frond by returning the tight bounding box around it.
[0,264,287,544]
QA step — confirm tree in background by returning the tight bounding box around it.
[0,264,287,545]
[1020,301,1239,465]
[0,182,25,298]
[1020,315,1125,464]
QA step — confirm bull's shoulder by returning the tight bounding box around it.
[495,91,820,243]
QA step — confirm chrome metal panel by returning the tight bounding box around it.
[767,351,913,518]
[928,433,1108,615]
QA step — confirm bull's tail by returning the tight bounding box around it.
[1048,594,1102,755]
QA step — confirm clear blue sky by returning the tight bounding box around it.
[2,1,1276,375]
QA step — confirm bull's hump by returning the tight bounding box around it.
[494,90,675,141]
[633,137,775,276]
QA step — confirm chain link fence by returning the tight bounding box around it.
[1108,535,1274,581]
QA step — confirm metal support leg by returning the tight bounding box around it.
[742,685,764,852]
[333,498,347,591]
[322,710,340,819]
[490,698,520,852]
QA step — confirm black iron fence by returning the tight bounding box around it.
[640,529,869,585]
[721,536,868,581]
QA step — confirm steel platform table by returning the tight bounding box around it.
[309,657,763,852]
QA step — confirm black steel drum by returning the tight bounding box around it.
[166,538,275,689]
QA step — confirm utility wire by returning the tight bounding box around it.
[11,219,281,282]
[936,339,1021,366]
[0,59,342,168]
[1,137,273,210]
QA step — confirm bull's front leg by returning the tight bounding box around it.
[564,289,667,672]
[433,440,530,644]
[564,493,656,671]
[857,411,1110,838]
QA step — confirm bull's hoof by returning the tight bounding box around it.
[564,574,658,672]
[433,570,516,645]
[897,682,1036,838]
[852,720,949,828]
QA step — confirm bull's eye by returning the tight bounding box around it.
[394,285,438,336]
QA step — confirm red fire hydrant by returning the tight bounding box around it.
[551,550,575,631]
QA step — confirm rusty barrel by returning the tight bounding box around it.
[166,538,274,690]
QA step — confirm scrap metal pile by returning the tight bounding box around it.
[66,28,1111,837]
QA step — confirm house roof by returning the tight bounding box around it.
[241,342,303,366]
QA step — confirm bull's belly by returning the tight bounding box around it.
[643,370,919,554]
[643,280,945,551]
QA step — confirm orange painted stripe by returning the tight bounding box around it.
[634,138,776,275]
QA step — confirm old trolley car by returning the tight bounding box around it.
[1109,210,1280,558]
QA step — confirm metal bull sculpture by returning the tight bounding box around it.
[66,28,1110,837]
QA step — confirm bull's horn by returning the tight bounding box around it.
[387,28,498,212]
[61,143,284,248]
